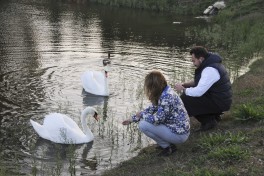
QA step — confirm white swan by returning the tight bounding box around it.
[81,66,110,96]
[30,107,99,144]
[81,54,111,96]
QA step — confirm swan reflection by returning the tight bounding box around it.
[82,90,109,120]
[31,138,97,171]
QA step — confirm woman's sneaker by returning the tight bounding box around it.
[157,144,177,156]
[158,146,172,156]
[170,144,177,153]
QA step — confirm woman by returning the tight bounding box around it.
[122,70,190,156]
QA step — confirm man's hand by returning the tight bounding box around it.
[175,83,185,92]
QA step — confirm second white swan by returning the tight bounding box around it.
[30,106,99,144]
[81,53,111,96]
[81,66,110,96]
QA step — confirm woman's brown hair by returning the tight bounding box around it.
[144,71,167,105]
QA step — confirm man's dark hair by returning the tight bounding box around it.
[190,46,208,59]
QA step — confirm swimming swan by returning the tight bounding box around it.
[30,107,99,144]
[81,66,110,96]
[81,54,111,96]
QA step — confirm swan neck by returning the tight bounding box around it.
[81,109,93,136]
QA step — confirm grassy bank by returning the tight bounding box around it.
[102,57,264,176]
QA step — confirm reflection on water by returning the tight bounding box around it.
[29,139,95,175]
[82,90,109,120]
[82,90,108,107]
[0,0,250,175]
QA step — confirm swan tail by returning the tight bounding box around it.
[30,119,40,130]
[30,119,51,141]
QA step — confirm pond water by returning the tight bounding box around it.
[0,0,249,175]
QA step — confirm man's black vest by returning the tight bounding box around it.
[194,53,232,111]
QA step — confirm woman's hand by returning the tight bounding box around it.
[122,112,141,125]
[122,119,132,125]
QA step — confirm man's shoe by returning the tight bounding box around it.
[202,119,217,131]
[195,119,217,132]
[215,115,222,122]
[214,113,224,122]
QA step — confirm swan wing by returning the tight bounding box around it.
[43,113,80,130]
[81,71,108,96]
[42,113,87,143]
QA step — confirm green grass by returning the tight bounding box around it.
[208,146,249,163]
[234,104,264,121]
[198,132,248,150]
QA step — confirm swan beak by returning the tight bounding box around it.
[93,112,99,121]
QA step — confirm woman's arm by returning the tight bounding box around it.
[122,111,141,125]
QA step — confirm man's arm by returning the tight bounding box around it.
[182,81,195,88]
[185,67,220,97]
